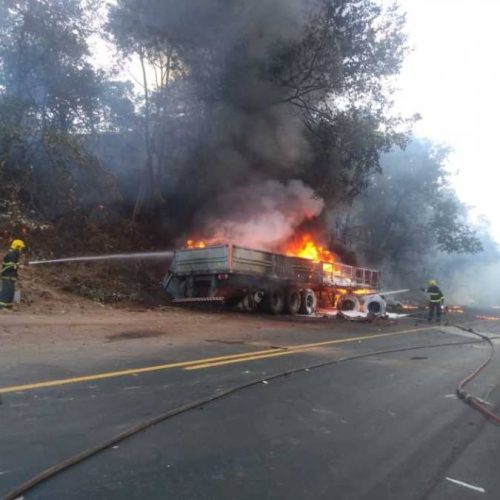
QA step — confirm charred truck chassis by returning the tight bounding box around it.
[162,244,380,315]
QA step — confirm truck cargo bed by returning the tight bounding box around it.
[171,244,323,283]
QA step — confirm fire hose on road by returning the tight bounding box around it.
[3,330,499,500]
[452,323,500,425]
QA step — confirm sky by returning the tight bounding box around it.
[392,0,500,241]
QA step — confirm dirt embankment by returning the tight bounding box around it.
[5,257,170,314]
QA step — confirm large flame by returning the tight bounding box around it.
[281,233,337,272]
[283,233,336,262]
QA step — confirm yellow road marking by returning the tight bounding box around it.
[185,348,307,370]
[0,326,435,394]
[0,347,285,394]
[184,327,435,370]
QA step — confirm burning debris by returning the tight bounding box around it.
[447,305,464,314]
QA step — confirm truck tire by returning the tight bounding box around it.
[365,295,386,316]
[299,289,317,315]
[285,288,301,315]
[265,288,285,315]
[241,293,257,313]
[338,294,360,312]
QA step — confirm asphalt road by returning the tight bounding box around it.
[1,313,500,500]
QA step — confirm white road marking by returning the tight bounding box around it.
[444,394,457,399]
[446,477,485,493]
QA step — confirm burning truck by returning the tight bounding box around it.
[162,234,384,316]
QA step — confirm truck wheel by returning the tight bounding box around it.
[265,288,285,315]
[338,294,360,312]
[366,295,386,316]
[299,289,317,315]
[285,288,301,315]
[241,293,257,313]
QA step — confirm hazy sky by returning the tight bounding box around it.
[393,0,500,241]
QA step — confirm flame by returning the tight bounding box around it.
[352,288,375,295]
[476,315,500,321]
[282,233,336,271]
[186,239,207,249]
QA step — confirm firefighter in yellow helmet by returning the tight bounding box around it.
[0,239,26,309]
[422,279,445,323]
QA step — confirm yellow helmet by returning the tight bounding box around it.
[428,279,437,286]
[10,239,26,251]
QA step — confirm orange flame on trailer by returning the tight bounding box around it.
[352,288,375,295]
[282,233,337,272]
[186,239,207,249]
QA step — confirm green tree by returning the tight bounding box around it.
[0,0,118,223]
[0,0,103,131]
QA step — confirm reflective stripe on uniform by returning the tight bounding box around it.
[0,301,13,307]
[2,277,17,282]
[1,263,17,277]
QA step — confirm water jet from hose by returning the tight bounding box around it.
[28,251,174,266]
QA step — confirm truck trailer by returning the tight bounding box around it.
[162,243,381,315]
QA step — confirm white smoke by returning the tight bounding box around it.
[199,179,323,249]
[445,261,500,307]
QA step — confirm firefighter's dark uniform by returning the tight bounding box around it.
[425,285,444,322]
[0,249,20,309]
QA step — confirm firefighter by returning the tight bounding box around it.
[0,239,26,310]
[422,279,445,322]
